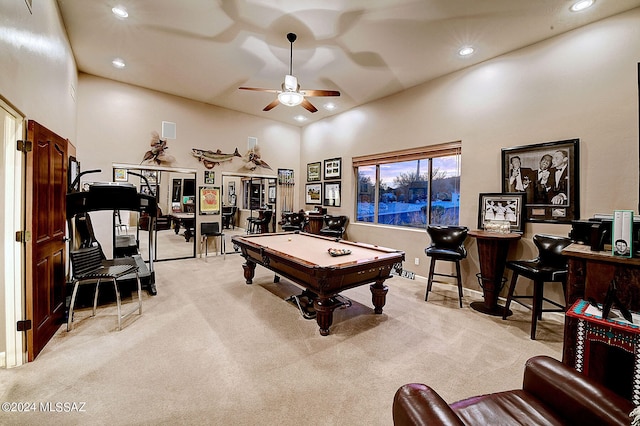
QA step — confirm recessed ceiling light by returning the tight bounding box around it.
[570,0,594,12]
[112,6,128,18]
[294,115,307,122]
[112,58,126,69]
[324,103,336,111]
[458,46,474,57]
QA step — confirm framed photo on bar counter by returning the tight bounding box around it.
[501,138,579,224]
[477,192,525,233]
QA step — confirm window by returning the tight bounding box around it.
[354,142,461,228]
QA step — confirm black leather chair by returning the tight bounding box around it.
[68,245,142,331]
[248,210,273,234]
[424,225,468,308]
[222,206,237,229]
[201,221,225,259]
[319,215,348,239]
[281,211,307,232]
[503,234,573,339]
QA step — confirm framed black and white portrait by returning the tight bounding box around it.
[501,139,579,224]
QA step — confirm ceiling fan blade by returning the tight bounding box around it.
[263,99,280,111]
[301,98,318,113]
[301,90,341,97]
[239,87,279,93]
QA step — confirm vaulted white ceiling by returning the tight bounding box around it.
[57,0,640,126]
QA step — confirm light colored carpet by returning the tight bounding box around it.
[0,254,563,425]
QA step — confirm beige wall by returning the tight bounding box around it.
[0,0,77,139]
[302,9,640,298]
[76,74,301,252]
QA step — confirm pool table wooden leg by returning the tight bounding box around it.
[315,297,336,336]
[242,259,256,284]
[370,279,389,314]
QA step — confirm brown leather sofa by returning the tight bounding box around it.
[392,356,633,426]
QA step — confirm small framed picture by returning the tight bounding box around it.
[142,170,159,184]
[278,168,294,185]
[204,170,215,184]
[199,186,220,215]
[305,183,322,205]
[323,182,341,207]
[140,185,159,199]
[307,162,321,182]
[268,186,276,203]
[324,157,341,180]
[477,192,525,233]
[114,167,127,182]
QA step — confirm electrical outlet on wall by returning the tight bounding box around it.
[414,258,420,265]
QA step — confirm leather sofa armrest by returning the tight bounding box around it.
[523,356,633,425]
[393,383,465,426]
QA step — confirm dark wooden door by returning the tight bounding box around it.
[25,120,68,361]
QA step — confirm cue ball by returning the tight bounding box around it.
[288,237,292,241]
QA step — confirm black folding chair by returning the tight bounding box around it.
[68,245,142,331]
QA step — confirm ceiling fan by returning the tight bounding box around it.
[239,33,340,113]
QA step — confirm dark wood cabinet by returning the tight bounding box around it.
[562,243,640,401]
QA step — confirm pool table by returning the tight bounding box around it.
[232,232,405,335]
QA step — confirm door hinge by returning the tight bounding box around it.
[17,140,32,152]
[17,320,32,332]
[15,230,31,243]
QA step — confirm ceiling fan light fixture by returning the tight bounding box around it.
[278,91,304,107]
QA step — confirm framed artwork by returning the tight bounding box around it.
[68,156,80,191]
[477,192,526,233]
[140,185,159,199]
[113,167,127,182]
[323,182,341,207]
[307,162,321,182]
[204,170,215,184]
[501,138,579,223]
[323,157,341,180]
[142,170,159,184]
[278,168,294,185]
[199,186,220,215]
[268,186,276,203]
[305,183,322,205]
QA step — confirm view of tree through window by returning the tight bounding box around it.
[356,150,460,228]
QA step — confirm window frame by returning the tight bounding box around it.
[353,141,461,228]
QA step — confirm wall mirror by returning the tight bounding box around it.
[221,172,277,254]
[113,163,197,261]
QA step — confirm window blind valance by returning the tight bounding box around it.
[352,141,461,167]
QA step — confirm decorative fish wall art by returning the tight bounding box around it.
[191,147,242,169]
